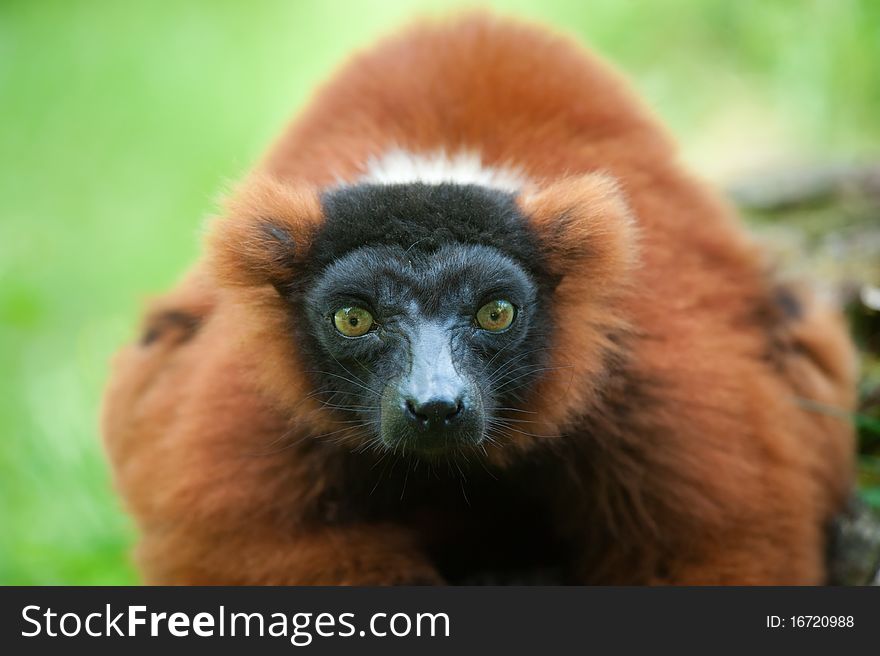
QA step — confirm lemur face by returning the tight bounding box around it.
[211,173,635,461]
[290,182,554,458]
[301,241,545,456]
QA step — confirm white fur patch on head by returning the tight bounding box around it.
[358,149,527,192]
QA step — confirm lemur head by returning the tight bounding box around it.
[210,172,637,461]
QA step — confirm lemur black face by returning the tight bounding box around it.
[290,183,554,458]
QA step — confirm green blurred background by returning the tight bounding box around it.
[1,0,878,584]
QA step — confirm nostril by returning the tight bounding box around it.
[448,400,464,421]
[405,399,428,424]
[403,396,465,429]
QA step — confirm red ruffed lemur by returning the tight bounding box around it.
[102,14,857,584]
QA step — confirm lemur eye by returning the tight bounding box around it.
[476,299,516,332]
[333,307,374,337]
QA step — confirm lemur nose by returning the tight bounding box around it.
[403,396,465,430]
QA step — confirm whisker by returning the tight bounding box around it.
[493,364,573,393]
[491,406,537,414]
[316,400,378,412]
[478,338,519,378]
[327,351,373,393]
[304,370,382,398]
[489,420,562,440]
[486,345,557,384]
[487,416,538,425]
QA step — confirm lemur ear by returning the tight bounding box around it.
[207,174,324,293]
[519,173,639,291]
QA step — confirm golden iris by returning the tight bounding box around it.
[476,299,515,332]
[333,307,374,337]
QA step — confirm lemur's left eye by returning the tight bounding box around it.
[333,307,374,337]
[476,299,516,332]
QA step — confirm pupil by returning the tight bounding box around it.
[491,312,499,320]
[349,317,358,326]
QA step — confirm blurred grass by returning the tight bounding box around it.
[1,0,878,584]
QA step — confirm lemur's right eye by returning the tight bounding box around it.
[333,307,374,337]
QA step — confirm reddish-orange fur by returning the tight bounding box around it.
[102,14,856,584]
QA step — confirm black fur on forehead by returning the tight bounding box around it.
[310,182,552,283]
